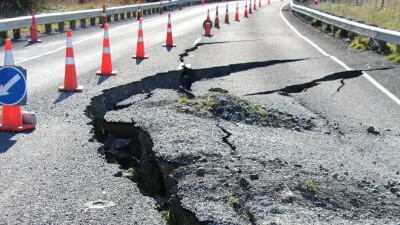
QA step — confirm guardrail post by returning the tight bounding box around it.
[90,18,96,26]
[143,10,147,16]
[311,19,321,27]
[98,16,103,25]
[70,20,76,29]
[45,24,52,33]
[156,7,160,13]
[114,14,119,21]
[120,13,125,20]
[58,22,65,31]
[348,32,355,40]
[127,12,132,18]
[80,19,86,27]
[396,45,400,53]
[338,29,348,38]
[107,15,112,23]
[376,40,390,54]
[0,31,7,44]
[13,29,21,39]
[152,8,156,14]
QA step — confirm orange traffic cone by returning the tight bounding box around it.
[244,1,248,18]
[203,10,212,36]
[137,4,142,20]
[160,0,163,14]
[0,39,35,132]
[201,0,204,6]
[225,3,229,24]
[101,4,107,28]
[28,9,41,43]
[96,24,117,76]
[234,3,240,21]
[163,14,176,47]
[214,6,220,28]
[259,0,261,7]
[133,19,149,59]
[249,0,252,14]
[268,0,270,4]
[253,0,257,10]
[58,30,83,92]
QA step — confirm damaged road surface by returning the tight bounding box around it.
[86,36,400,223]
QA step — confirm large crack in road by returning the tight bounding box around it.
[245,68,392,96]
[85,40,308,224]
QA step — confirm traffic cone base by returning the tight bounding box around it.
[0,106,35,133]
[132,55,149,59]
[58,85,84,92]
[96,71,117,76]
[0,124,35,132]
[163,43,176,47]
[28,39,42,43]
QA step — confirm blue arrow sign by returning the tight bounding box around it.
[0,66,27,106]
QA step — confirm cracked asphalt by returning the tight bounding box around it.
[1,0,400,224]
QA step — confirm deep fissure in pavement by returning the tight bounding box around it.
[86,43,307,224]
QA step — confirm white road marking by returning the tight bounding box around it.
[279,4,400,106]
[193,37,202,46]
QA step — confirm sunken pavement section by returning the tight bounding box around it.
[85,41,400,225]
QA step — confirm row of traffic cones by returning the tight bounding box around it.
[58,12,176,92]
[206,0,267,37]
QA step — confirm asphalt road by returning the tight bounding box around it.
[0,0,399,224]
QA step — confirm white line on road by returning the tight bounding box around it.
[193,37,202,46]
[279,4,400,106]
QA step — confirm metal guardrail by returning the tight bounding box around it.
[290,0,400,46]
[0,0,200,32]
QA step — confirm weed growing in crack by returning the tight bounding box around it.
[176,96,189,104]
[163,211,178,225]
[229,195,240,207]
[306,180,321,195]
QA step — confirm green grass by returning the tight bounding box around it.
[350,36,372,51]
[316,0,400,31]
[387,52,400,63]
